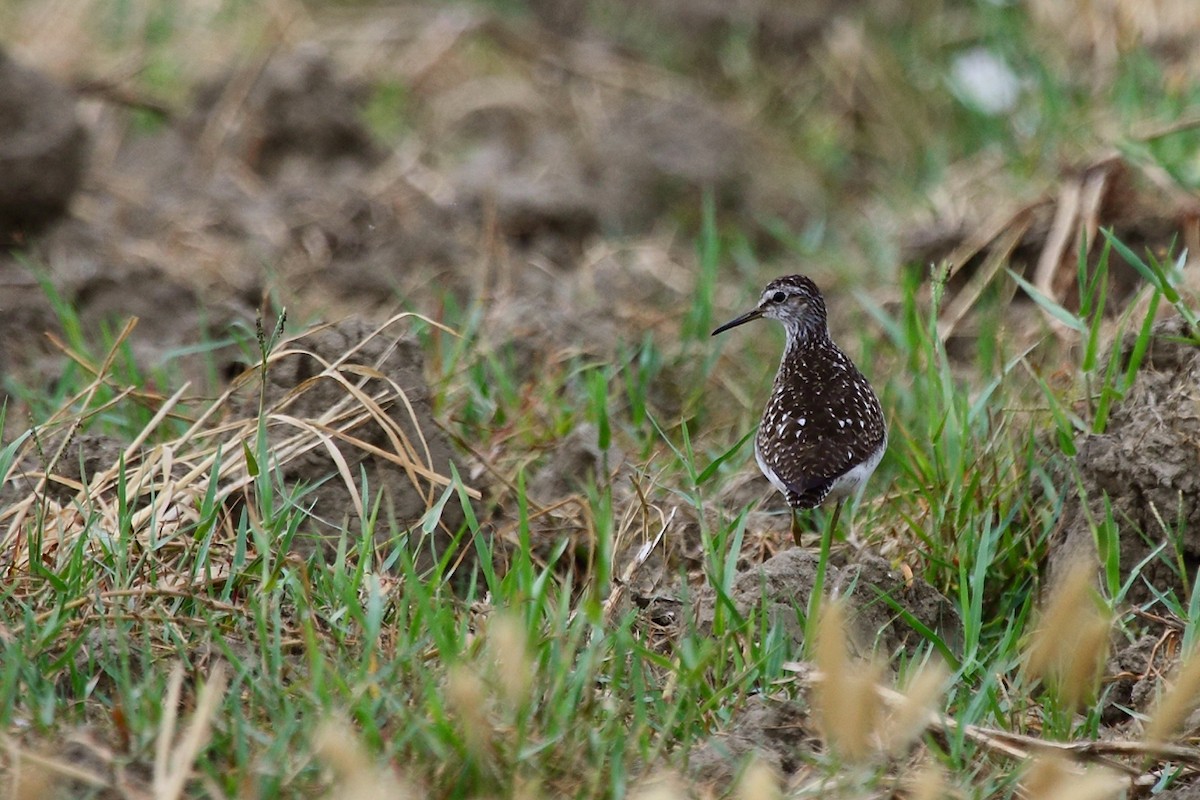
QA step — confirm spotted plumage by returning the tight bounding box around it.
[712,275,886,532]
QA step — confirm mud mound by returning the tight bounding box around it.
[688,694,814,785]
[448,115,598,267]
[233,317,467,568]
[693,548,957,658]
[1157,784,1200,800]
[1103,633,1171,727]
[590,95,748,233]
[684,544,956,788]
[528,422,623,505]
[441,80,750,265]
[592,0,867,68]
[1051,316,1200,603]
[193,43,385,181]
[76,264,252,381]
[39,432,126,506]
[0,48,87,243]
[0,45,463,395]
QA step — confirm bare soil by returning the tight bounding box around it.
[1052,316,1200,605]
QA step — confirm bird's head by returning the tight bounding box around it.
[711,274,828,343]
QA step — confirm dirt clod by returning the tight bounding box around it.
[693,547,958,658]
[1103,633,1167,726]
[528,422,622,504]
[196,43,385,180]
[688,695,813,785]
[591,95,748,233]
[0,48,87,243]
[41,432,126,506]
[1051,316,1200,603]
[1154,784,1200,800]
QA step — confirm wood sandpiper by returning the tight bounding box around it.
[712,274,887,546]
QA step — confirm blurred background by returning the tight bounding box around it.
[4,0,1198,400]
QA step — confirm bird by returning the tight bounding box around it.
[711,274,887,547]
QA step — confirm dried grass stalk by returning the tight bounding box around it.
[488,611,534,709]
[446,664,493,758]
[1144,647,1200,744]
[735,757,780,800]
[882,659,949,755]
[314,718,416,800]
[1025,559,1111,708]
[813,599,884,761]
[1022,752,1124,800]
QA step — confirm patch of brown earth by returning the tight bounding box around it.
[1,24,781,404]
[1103,633,1170,727]
[1050,316,1200,605]
[1157,785,1200,800]
[692,547,957,659]
[680,543,953,787]
[687,694,815,785]
[0,48,87,389]
[0,47,87,244]
[192,43,386,181]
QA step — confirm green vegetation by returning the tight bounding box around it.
[5,0,1200,797]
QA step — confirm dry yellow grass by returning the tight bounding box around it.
[487,611,534,710]
[446,664,493,759]
[734,757,780,800]
[0,314,469,633]
[313,718,417,800]
[1144,648,1200,744]
[904,760,947,800]
[813,599,885,761]
[152,663,227,800]
[628,773,687,800]
[1025,559,1111,708]
[1021,752,1124,800]
[882,660,949,756]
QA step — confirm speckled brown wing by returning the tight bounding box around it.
[754,340,886,509]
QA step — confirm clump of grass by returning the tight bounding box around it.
[861,261,1050,631]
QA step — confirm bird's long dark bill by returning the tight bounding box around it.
[711,307,763,336]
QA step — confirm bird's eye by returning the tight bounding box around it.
[771,291,786,303]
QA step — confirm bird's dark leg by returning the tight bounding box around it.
[791,500,844,549]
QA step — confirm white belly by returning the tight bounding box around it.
[754,435,886,503]
[827,438,886,500]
